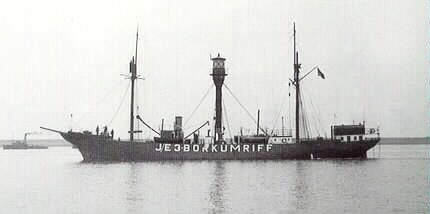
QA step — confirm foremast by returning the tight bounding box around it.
[129,30,139,142]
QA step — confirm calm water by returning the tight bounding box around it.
[0,144,427,214]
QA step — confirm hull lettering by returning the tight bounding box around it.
[155,144,273,153]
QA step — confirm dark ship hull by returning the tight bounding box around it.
[61,132,379,161]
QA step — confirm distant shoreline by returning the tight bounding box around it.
[379,137,429,145]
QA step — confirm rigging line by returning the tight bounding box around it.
[302,86,326,137]
[300,88,314,137]
[299,95,306,138]
[305,90,319,136]
[304,92,313,138]
[183,122,208,131]
[300,91,311,138]
[301,86,316,137]
[76,78,126,125]
[135,79,140,139]
[306,104,314,137]
[222,98,232,141]
[135,79,145,139]
[310,92,325,137]
[271,85,288,132]
[224,84,258,125]
[307,93,319,137]
[313,94,327,137]
[289,82,292,130]
[184,84,214,127]
[302,109,310,138]
[305,85,320,135]
[107,81,131,126]
[183,123,197,130]
[224,85,269,136]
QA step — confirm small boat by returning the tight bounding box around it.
[3,132,48,150]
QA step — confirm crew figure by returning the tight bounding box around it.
[103,126,108,136]
[96,125,99,135]
[110,129,114,139]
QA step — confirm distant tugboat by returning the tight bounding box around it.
[42,24,380,161]
[3,132,48,150]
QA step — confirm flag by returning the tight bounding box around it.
[317,68,325,79]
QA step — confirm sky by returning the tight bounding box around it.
[0,0,428,139]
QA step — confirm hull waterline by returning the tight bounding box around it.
[61,132,379,162]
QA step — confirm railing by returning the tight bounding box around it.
[237,128,292,137]
[269,129,293,137]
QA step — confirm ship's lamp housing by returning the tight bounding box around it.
[211,54,227,87]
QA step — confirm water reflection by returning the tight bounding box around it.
[208,161,226,214]
[0,146,426,214]
[124,161,187,214]
[125,163,141,214]
[291,161,310,212]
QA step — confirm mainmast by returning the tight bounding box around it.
[129,30,139,142]
[293,22,301,142]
